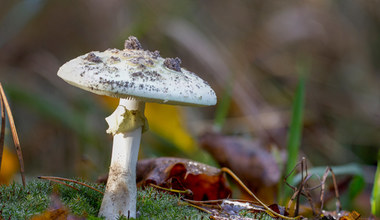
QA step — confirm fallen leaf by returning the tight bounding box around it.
[136,157,231,200]
[0,147,19,185]
[199,132,281,202]
[145,103,196,153]
[339,211,360,220]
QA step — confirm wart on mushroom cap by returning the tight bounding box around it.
[124,36,143,50]
[164,57,182,72]
[58,37,216,106]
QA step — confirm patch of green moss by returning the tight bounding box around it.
[0,180,51,219]
[55,179,104,217]
[136,187,208,219]
[0,179,209,219]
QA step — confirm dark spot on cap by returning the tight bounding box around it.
[85,52,102,63]
[110,56,121,63]
[152,50,160,59]
[146,59,154,66]
[147,71,162,80]
[164,57,182,72]
[132,72,143,78]
[125,36,143,50]
[132,71,162,82]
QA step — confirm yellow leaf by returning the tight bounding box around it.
[0,147,19,185]
[145,102,195,153]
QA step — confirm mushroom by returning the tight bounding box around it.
[57,36,217,219]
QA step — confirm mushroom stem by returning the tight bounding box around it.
[99,98,145,219]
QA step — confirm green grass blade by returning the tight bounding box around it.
[372,151,380,217]
[280,61,308,203]
[285,76,305,176]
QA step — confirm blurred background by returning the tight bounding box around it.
[0,0,379,216]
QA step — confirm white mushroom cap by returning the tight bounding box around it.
[57,37,217,106]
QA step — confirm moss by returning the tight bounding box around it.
[0,180,51,219]
[136,187,208,219]
[0,179,209,219]
[0,179,275,219]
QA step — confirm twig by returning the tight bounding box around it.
[44,178,79,191]
[0,83,25,186]
[302,160,317,214]
[0,92,5,172]
[221,167,301,219]
[283,159,304,194]
[38,176,104,194]
[182,198,221,209]
[295,157,307,215]
[286,173,316,215]
[285,158,320,216]
[148,183,193,196]
[302,186,316,216]
[284,160,303,181]
[287,179,303,215]
[330,168,342,213]
[285,158,305,214]
[180,201,213,215]
[182,198,229,204]
[320,167,341,213]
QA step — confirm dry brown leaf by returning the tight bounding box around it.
[339,211,360,220]
[136,157,231,200]
[199,132,280,202]
[199,132,280,187]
